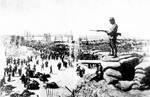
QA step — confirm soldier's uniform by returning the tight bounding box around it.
[108,17,119,57]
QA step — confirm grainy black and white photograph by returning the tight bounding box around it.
[0,0,150,97]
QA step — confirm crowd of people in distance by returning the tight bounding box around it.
[1,41,105,91]
[4,42,78,87]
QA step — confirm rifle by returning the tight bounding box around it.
[89,30,121,37]
[89,30,108,34]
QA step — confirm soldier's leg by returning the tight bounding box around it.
[109,40,114,55]
[112,39,117,57]
[114,43,117,56]
[109,41,112,55]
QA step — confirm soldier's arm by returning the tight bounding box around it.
[108,24,118,36]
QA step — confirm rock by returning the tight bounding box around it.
[133,58,150,88]
[104,68,122,79]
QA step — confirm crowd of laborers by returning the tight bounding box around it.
[3,44,78,89]
[1,41,105,91]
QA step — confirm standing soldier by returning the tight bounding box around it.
[107,17,119,57]
[90,17,121,57]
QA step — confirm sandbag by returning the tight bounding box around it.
[103,73,119,84]
[115,81,138,91]
[134,60,150,89]
[120,57,139,80]
[102,61,121,71]
[120,57,139,67]
[104,68,122,79]
[134,73,146,83]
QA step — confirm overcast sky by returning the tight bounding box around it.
[0,0,150,39]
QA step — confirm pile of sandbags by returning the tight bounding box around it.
[119,57,140,81]
[133,56,150,89]
[102,55,140,91]
[102,60,121,84]
[103,68,122,84]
